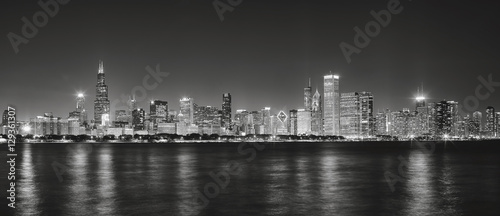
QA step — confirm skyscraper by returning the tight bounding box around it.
[435,100,458,137]
[262,107,272,134]
[2,110,8,126]
[132,108,146,131]
[359,92,374,137]
[222,93,232,128]
[297,109,311,135]
[289,109,298,135]
[485,106,496,138]
[93,60,110,126]
[496,112,500,138]
[311,89,323,135]
[340,92,360,138]
[339,92,373,138]
[471,111,482,137]
[76,93,88,126]
[150,100,169,122]
[323,74,340,135]
[304,78,312,111]
[180,97,194,125]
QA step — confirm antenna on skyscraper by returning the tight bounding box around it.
[308,78,311,87]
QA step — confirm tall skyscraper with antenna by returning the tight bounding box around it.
[93,60,110,126]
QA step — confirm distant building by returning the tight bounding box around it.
[435,100,458,137]
[297,109,311,135]
[496,112,500,138]
[485,106,496,138]
[30,113,67,135]
[262,107,272,134]
[374,109,390,136]
[289,109,298,135]
[304,78,312,111]
[311,89,323,135]
[2,110,8,126]
[339,92,373,138]
[150,100,168,122]
[180,98,194,124]
[323,74,340,135]
[132,108,146,131]
[222,93,232,128]
[93,60,111,126]
[470,111,482,137]
[76,93,88,126]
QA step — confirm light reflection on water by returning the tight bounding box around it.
[1,142,498,216]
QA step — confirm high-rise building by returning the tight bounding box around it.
[93,60,111,126]
[339,92,373,138]
[76,93,88,126]
[234,109,249,135]
[128,95,137,115]
[496,112,500,138]
[150,100,168,122]
[340,92,360,138]
[297,109,311,135]
[415,88,429,136]
[323,74,340,135]
[289,109,298,135]
[262,107,272,134]
[470,111,482,137]
[311,89,323,135]
[180,98,194,125]
[359,92,374,137]
[304,78,312,111]
[485,106,496,138]
[132,108,146,131]
[222,93,232,128]
[435,100,458,137]
[374,109,390,136]
[2,110,9,126]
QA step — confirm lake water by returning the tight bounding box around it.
[1,141,499,215]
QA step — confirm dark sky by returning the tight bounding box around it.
[1,0,500,121]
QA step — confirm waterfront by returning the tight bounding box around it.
[1,141,499,216]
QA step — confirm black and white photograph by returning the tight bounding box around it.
[1,0,500,215]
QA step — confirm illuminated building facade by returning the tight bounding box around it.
[485,106,496,138]
[435,100,458,137]
[304,78,312,111]
[323,74,340,135]
[289,109,298,135]
[180,98,194,125]
[93,60,110,126]
[311,89,323,135]
[222,93,232,128]
[132,108,146,131]
[297,109,311,135]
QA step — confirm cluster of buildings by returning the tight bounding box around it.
[2,61,500,140]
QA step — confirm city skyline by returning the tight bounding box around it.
[1,1,500,121]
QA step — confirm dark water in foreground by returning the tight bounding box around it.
[1,141,499,216]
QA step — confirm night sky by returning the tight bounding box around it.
[1,0,499,121]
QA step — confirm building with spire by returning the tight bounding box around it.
[93,60,111,127]
[311,89,323,135]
